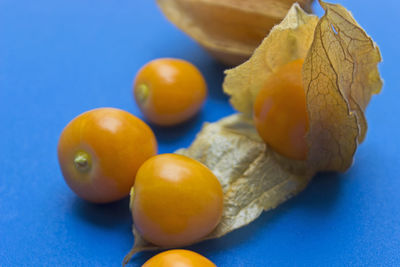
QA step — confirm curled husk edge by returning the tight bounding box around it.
[124,1,382,264]
[156,0,315,66]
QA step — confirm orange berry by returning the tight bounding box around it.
[133,58,207,126]
[253,59,309,160]
[57,108,157,203]
[131,154,223,247]
[142,249,216,267]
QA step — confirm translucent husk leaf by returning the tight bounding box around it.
[304,1,382,171]
[124,115,314,265]
[223,1,382,172]
[156,0,314,66]
[124,1,382,264]
[223,3,319,116]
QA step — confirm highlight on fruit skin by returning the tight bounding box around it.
[131,153,224,247]
[125,2,383,263]
[142,249,216,267]
[253,59,308,161]
[57,107,157,203]
[133,58,207,126]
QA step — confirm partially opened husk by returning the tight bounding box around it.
[124,114,314,265]
[156,0,314,66]
[124,1,382,264]
[224,1,382,172]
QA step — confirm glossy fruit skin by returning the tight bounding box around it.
[142,249,216,267]
[253,59,309,161]
[132,154,223,247]
[57,108,157,203]
[133,58,207,126]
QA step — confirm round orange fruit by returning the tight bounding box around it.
[131,153,223,247]
[142,249,216,267]
[57,107,157,203]
[133,58,207,126]
[253,59,309,160]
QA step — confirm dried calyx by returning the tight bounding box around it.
[156,0,314,66]
[224,1,382,172]
[124,1,382,264]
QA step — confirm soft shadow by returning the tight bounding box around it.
[127,173,343,264]
[294,171,343,213]
[193,208,289,254]
[127,206,289,266]
[127,250,159,266]
[198,172,343,252]
[72,196,131,228]
[196,60,230,102]
[149,111,204,143]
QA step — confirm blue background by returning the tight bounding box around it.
[1,0,399,266]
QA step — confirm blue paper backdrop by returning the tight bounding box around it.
[1,0,399,266]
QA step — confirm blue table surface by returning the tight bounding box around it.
[1,0,399,266]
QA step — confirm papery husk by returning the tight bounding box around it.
[124,2,382,264]
[223,1,382,172]
[303,1,382,171]
[223,4,319,116]
[156,0,315,66]
[124,114,314,265]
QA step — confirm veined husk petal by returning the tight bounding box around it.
[124,1,382,264]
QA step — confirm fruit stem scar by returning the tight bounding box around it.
[74,151,92,172]
[135,83,149,104]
